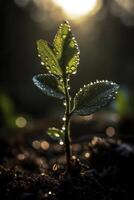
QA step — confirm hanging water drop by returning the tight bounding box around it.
[72,71,77,75]
[59,140,64,145]
[62,116,66,121]
[63,101,67,106]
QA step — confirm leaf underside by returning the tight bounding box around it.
[53,21,80,75]
[47,127,64,140]
[73,80,119,116]
[32,74,65,99]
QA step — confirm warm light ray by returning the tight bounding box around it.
[52,0,100,19]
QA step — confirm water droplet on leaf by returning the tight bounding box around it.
[62,34,66,39]
[41,61,44,65]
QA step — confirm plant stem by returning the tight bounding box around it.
[63,78,72,173]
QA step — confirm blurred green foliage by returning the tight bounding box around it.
[0,90,16,130]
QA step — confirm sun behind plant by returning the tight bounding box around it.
[33,21,119,173]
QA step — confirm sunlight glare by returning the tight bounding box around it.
[52,0,100,19]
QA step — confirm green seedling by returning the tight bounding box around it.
[33,21,119,173]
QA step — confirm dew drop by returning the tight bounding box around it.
[54,133,60,138]
[62,126,65,131]
[62,34,66,39]
[72,71,77,75]
[65,20,69,24]
[53,70,57,74]
[59,140,64,145]
[38,54,41,57]
[62,116,66,121]
[63,101,67,106]
[60,79,63,83]
[41,61,44,65]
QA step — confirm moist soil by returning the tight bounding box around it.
[0,136,134,200]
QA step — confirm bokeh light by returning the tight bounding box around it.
[32,140,41,149]
[14,0,103,24]
[84,152,91,158]
[52,0,102,19]
[106,126,116,137]
[41,140,50,150]
[15,116,27,128]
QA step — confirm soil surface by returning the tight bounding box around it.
[0,137,134,200]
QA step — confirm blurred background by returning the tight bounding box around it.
[0,0,134,149]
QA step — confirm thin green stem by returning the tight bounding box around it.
[63,77,72,173]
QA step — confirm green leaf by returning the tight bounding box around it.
[47,127,64,140]
[53,21,80,75]
[37,39,62,76]
[32,74,65,99]
[73,80,119,116]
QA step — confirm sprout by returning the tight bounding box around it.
[32,21,119,173]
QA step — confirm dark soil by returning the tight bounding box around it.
[0,137,134,200]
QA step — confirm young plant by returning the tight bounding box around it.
[33,21,119,173]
